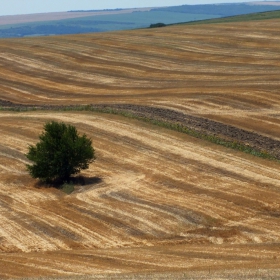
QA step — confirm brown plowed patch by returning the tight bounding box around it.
[92,104,280,158]
[0,19,280,279]
[2,101,279,159]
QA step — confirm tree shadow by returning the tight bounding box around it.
[71,176,104,193]
[73,175,103,186]
[34,175,103,189]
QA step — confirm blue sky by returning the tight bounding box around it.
[1,1,251,16]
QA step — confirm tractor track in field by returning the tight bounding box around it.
[1,100,279,160]
[1,18,280,279]
[0,110,280,278]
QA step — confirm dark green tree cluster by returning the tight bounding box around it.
[26,121,95,183]
[149,23,166,28]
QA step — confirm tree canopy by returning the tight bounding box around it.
[26,121,95,184]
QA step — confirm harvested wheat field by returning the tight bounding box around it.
[0,19,280,140]
[0,111,280,279]
[0,18,280,279]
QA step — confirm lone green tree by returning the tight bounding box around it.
[26,121,95,183]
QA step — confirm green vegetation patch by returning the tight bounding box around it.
[88,106,280,163]
[61,181,75,195]
[178,10,280,26]
[1,104,279,163]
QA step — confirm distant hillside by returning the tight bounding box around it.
[0,2,280,38]
[152,3,280,16]
[170,9,280,26]
[0,8,152,26]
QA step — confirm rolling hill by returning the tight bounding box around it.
[0,12,280,279]
[1,2,280,38]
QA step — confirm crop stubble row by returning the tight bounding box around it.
[0,112,279,278]
[0,20,279,140]
[0,19,280,278]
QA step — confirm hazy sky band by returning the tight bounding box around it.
[1,0,251,16]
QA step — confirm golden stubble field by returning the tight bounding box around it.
[0,19,280,139]
[0,19,280,279]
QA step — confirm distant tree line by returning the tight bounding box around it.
[149,23,166,28]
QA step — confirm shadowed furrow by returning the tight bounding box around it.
[0,18,280,279]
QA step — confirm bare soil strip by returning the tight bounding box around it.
[92,104,280,159]
[1,100,279,160]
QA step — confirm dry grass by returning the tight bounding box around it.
[0,111,279,279]
[0,19,279,139]
[0,19,280,279]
